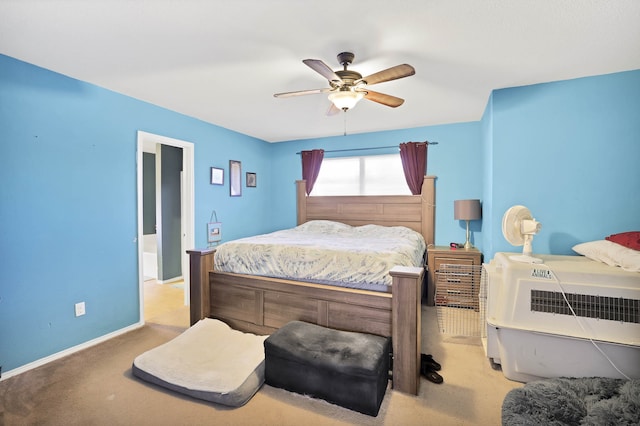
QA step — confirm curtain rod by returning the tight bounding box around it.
[296,141,438,155]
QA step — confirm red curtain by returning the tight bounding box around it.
[301,149,324,195]
[399,142,428,195]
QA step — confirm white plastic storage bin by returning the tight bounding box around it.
[481,252,640,382]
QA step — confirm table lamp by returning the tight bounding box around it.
[454,199,482,249]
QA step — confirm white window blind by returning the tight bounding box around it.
[312,154,411,196]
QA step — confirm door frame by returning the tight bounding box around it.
[136,131,195,321]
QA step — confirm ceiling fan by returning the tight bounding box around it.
[274,52,415,114]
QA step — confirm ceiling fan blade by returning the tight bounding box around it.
[303,59,343,83]
[326,103,342,116]
[274,88,331,98]
[358,64,415,86]
[363,90,405,108]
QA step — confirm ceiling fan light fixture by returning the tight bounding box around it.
[328,90,364,111]
[274,52,414,113]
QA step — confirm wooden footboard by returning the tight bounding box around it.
[187,249,423,395]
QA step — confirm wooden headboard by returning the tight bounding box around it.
[296,175,436,247]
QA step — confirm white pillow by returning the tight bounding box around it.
[572,240,640,272]
[295,220,352,234]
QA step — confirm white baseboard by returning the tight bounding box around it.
[1,321,144,382]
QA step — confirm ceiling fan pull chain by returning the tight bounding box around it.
[343,111,347,136]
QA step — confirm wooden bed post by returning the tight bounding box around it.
[390,266,423,395]
[296,179,307,225]
[186,248,215,326]
[421,175,436,247]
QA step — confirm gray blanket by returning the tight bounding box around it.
[502,377,640,425]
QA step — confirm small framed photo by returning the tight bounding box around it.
[207,222,222,244]
[246,172,257,188]
[229,160,242,197]
[210,167,224,185]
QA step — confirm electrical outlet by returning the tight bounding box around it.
[75,302,86,317]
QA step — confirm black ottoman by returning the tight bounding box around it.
[264,321,390,416]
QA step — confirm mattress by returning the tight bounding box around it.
[213,220,426,291]
[132,318,268,407]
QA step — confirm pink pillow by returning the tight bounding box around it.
[605,231,640,251]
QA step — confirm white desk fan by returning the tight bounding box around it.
[502,205,543,264]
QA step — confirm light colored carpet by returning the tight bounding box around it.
[0,305,522,425]
[143,279,185,322]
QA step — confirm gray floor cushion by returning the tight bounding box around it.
[132,318,267,407]
[502,377,640,425]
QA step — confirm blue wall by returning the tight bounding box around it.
[0,55,271,373]
[483,70,640,259]
[481,92,495,258]
[2,52,638,375]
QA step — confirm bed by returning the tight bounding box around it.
[133,318,267,406]
[187,175,436,395]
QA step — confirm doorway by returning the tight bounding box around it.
[136,131,194,324]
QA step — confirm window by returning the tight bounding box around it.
[312,154,411,196]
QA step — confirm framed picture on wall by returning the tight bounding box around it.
[230,160,242,196]
[246,172,257,188]
[207,222,222,245]
[210,167,224,185]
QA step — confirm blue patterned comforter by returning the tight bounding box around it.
[214,220,426,290]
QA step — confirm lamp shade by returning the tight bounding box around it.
[328,90,364,111]
[454,199,481,221]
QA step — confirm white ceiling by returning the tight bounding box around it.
[2,1,639,143]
